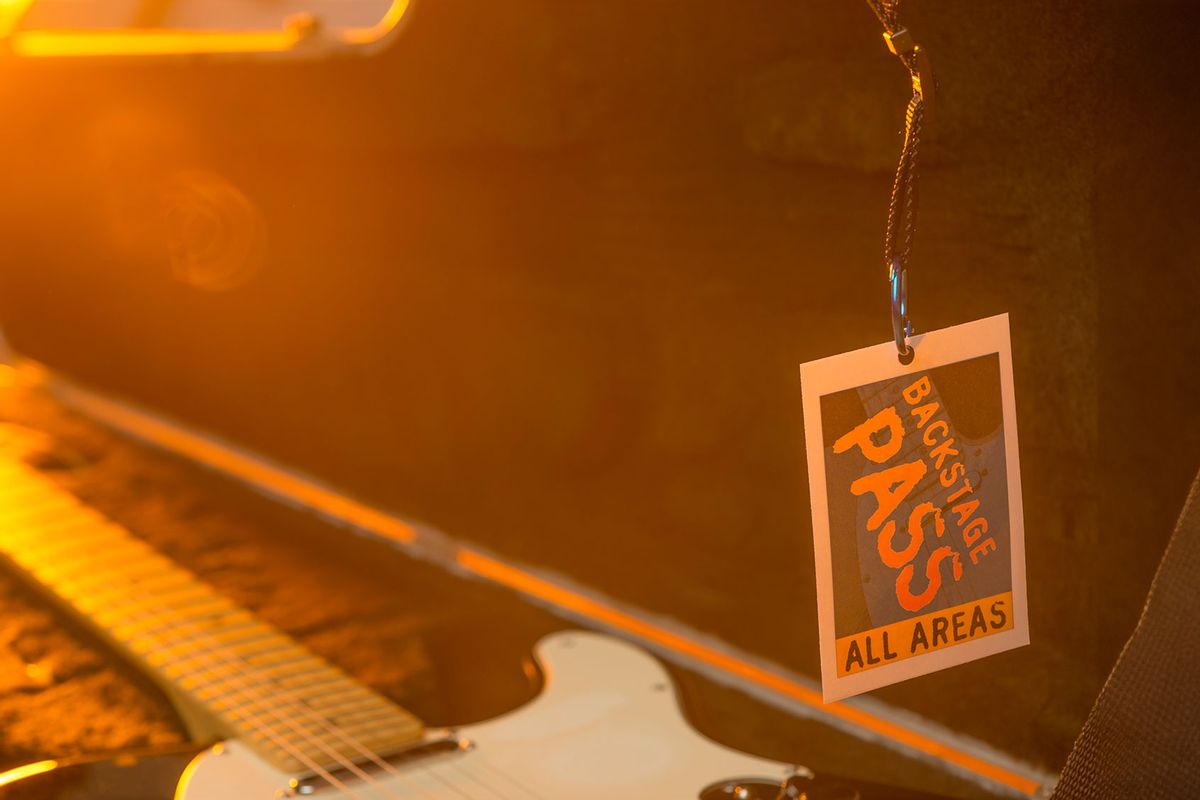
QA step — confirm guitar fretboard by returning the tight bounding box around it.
[0,458,424,775]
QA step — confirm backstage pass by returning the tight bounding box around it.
[800,314,1029,701]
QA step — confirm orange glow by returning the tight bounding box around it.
[0,759,57,788]
[343,1,412,46]
[173,747,215,800]
[0,0,35,38]
[456,549,1042,798]
[12,29,300,58]
[5,0,410,58]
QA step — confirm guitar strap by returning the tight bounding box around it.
[1050,468,1200,797]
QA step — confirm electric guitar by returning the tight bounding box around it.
[0,457,948,799]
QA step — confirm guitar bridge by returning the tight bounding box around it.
[283,732,472,796]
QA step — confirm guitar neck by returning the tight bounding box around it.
[0,458,424,775]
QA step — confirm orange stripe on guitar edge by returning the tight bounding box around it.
[454,548,1041,798]
[46,384,418,545]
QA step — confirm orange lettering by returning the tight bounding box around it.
[896,546,961,612]
[903,375,931,405]
[939,461,965,487]
[834,406,904,464]
[911,402,940,430]
[850,460,927,532]
[952,499,980,527]
[963,517,989,546]
[970,537,997,563]
[922,419,949,445]
[878,502,944,569]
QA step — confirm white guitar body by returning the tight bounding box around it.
[177,631,798,799]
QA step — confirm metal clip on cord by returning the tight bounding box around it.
[890,256,913,364]
[883,27,935,124]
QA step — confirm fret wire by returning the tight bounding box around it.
[39,561,186,597]
[37,559,182,601]
[276,671,349,693]
[318,693,393,715]
[0,514,118,555]
[31,560,177,602]
[303,688,392,713]
[83,582,212,614]
[12,524,157,559]
[154,630,284,662]
[331,706,401,728]
[8,532,160,572]
[253,663,329,686]
[109,611,233,645]
[113,605,250,645]
[158,633,296,662]
[3,519,130,555]
[0,499,90,530]
[148,640,274,673]
[73,571,208,612]
[0,498,107,528]
[0,479,72,508]
[64,567,194,600]
[243,652,314,671]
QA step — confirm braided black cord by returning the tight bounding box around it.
[893,94,922,278]
[865,0,898,34]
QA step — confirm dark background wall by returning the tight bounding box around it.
[0,0,1197,774]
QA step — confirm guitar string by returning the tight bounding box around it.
[0,508,370,799]
[148,576,539,800]
[445,761,509,800]
[448,757,547,800]
[54,528,501,799]
[477,757,547,800]
[2,473,526,799]
[2,485,476,799]
[29,543,364,797]
[0,461,478,798]
[73,553,415,799]
[121,585,486,800]
[1,489,453,800]
[0,479,441,796]
[99,543,547,800]
[139,607,398,797]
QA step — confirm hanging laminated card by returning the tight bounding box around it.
[800,314,1028,701]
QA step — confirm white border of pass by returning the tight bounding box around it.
[800,314,1029,702]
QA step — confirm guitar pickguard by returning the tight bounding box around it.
[176,631,795,799]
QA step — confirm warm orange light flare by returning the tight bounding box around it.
[0,760,57,788]
[12,29,300,58]
[3,0,409,58]
[0,0,35,38]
